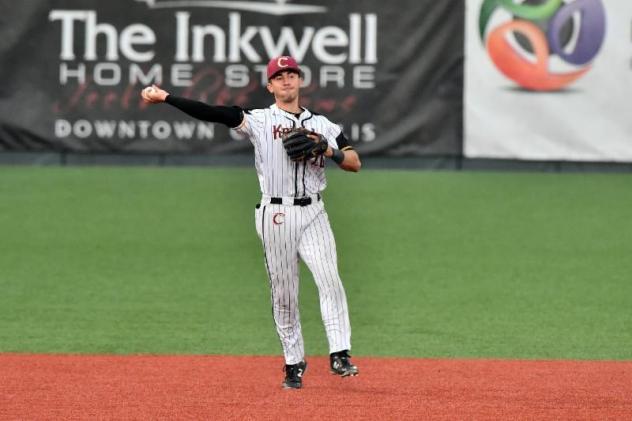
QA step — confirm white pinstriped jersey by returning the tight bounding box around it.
[236,103,354,366]
[234,104,343,198]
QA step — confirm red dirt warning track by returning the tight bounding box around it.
[1,354,631,420]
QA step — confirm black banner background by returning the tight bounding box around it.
[0,1,463,156]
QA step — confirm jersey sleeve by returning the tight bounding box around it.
[233,109,265,143]
[322,118,353,151]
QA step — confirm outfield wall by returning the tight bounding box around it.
[3,152,632,173]
[1,0,631,168]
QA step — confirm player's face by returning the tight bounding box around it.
[267,71,301,103]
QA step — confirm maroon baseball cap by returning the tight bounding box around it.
[267,56,302,79]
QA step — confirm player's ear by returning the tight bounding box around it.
[266,82,274,94]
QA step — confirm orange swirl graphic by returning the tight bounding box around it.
[487,21,589,91]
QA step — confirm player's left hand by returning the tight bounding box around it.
[282,128,329,162]
[141,84,169,104]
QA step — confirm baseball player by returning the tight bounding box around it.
[141,56,360,389]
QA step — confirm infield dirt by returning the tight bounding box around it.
[2,354,631,420]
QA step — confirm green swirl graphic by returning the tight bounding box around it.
[479,0,563,41]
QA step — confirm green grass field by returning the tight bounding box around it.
[1,166,631,360]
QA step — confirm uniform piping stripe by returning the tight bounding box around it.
[294,164,298,198]
[300,114,315,198]
[261,205,285,356]
[302,162,307,197]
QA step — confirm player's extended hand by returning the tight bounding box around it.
[141,84,169,104]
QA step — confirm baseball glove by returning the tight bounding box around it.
[282,128,329,162]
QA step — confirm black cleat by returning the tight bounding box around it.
[282,360,307,389]
[330,350,359,377]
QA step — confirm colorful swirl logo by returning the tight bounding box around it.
[479,0,606,91]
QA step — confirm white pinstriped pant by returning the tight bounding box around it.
[255,197,352,365]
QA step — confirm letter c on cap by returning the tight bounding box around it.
[277,57,289,68]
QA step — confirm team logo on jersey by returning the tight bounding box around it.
[479,0,606,91]
[272,125,294,140]
[273,212,285,225]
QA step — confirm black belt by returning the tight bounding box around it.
[270,193,321,207]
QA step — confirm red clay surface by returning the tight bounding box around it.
[1,354,631,420]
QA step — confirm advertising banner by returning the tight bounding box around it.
[465,0,632,162]
[0,1,464,156]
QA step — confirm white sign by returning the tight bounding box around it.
[465,0,632,162]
